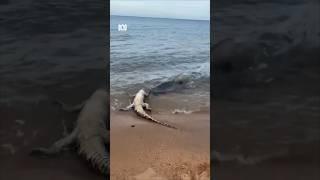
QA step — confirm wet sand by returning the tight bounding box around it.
[110,111,210,180]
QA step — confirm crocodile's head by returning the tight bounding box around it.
[139,88,152,97]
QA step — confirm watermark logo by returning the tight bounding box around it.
[118,24,127,32]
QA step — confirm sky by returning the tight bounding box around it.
[110,0,210,20]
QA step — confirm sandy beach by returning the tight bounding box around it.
[110,110,210,180]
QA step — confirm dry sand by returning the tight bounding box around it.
[110,111,210,180]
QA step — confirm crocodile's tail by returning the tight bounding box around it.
[135,109,177,129]
[78,136,109,175]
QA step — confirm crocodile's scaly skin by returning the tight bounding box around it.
[31,89,109,175]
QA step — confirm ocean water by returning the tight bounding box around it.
[110,16,210,111]
[0,0,106,105]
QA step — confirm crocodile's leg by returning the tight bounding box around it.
[30,127,79,156]
[142,103,152,111]
[119,104,134,111]
[55,100,87,113]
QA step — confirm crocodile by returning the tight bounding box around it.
[120,89,177,129]
[30,89,109,175]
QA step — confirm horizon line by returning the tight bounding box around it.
[111,15,210,21]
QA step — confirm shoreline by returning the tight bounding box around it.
[111,92,210,114]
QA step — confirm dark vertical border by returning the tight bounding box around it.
[210,0,215,179]
[106,0,110,179]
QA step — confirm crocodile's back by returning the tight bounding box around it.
[77,89,107,136]
[76,89,109,174]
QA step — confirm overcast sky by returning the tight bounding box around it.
[111,0,210,20]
